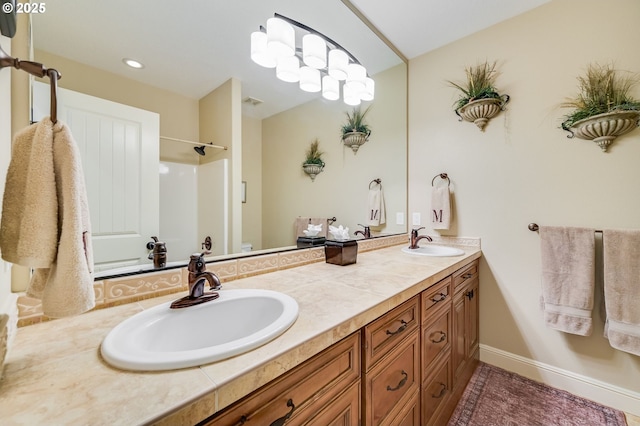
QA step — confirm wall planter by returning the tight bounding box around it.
[456,96,510,131]
[302,139,325,181]
[561,63,640,152]
[564,110,640,152]
[341,106,371,154]
[302,162,324,181]
[448,60,509,132]
[342,130,370,153]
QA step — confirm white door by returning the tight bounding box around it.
[33,82,160,270]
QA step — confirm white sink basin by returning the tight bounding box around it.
[401,245,465,257]
[101,289,298,371]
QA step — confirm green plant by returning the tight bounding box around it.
[303,139,325,166]
[561,63,640,130]
[341,106,372,136]
[447,60,503,110]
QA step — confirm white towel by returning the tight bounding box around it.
[603,229,640,356]
[539,226,595,336]
[0,118,95,318]
[366,186,386,226]
[431,186,451,230]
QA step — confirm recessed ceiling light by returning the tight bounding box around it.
[122,58,144,69]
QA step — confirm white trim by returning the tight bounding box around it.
[479,344,640,417]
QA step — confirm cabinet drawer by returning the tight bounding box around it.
[422,353,452,426]
[422,305,451,375]
[453,260,478,293]
[306,381,360,426]
[363,296,419,368]
[383,389,420,426]
[422,276,451,318]
[364,329,420,426]
[203,333,360,426]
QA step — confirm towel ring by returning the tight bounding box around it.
[369,178,382,189]
[431,173,450,187]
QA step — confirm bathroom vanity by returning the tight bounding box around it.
[0,240,481,425]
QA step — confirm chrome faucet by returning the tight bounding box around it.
[170,252,222,309]
[409,227,432,249]
[354,224,371,239]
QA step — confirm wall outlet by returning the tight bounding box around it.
[396,212,404,225]
[412,212,421,226]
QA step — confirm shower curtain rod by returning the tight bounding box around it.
[160,136,227,150]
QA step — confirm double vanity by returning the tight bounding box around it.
[1,238,481,425]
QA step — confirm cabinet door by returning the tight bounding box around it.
[452,291,466,380]
[466,277,479,358]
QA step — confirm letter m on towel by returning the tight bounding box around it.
[432,209,443,223]
[370,209,380,221]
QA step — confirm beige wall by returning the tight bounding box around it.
[199,78,243,253]
[409,0,640,407]
[34,50,200,165]
[262,64,407,248]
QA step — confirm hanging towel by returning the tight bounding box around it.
[294,217,329,238]
[366,184,386,226]
[539,226,595,336]
[603,229,640,356]
[0,118,95,318]
[431,186,451,230]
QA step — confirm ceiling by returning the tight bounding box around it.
[30,0,550,119]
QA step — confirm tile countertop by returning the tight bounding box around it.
[0,243,481,425]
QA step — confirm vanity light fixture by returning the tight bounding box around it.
[122,58,144,69]
[250,13,374,105]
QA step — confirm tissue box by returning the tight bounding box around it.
[297,236,326,248]
[324,239,358,266]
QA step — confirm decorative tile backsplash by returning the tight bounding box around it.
[14,234,412,327]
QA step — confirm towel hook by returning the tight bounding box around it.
[431,173,450,187]
[369,178,381,189]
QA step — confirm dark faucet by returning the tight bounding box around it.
[409,227,432,249]
[354,224,371,239]
[170,252,222,309]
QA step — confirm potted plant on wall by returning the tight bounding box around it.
[302,139,325,181]
[341,106,371,153]
[448,60,510,131]
[561,63,640,152]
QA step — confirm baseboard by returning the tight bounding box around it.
[479,344,640,417]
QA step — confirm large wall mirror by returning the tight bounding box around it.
[30,0,407,279]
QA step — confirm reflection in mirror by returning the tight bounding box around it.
[30,0,407,278]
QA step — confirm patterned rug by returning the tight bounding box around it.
[448,362,627,426]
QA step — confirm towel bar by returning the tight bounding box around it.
[528,223,603,233]
[431,173,450,187]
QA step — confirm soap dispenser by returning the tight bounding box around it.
[146,236,167,268]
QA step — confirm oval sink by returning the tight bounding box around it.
[401,245,465,257]
[101,289,298,371]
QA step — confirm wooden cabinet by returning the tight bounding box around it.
[201,332,360,426]
[362,296,421,426]
[452,260,480,382]
[198,258,481,426]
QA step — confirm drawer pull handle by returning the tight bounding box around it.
[432,382,447,398]
[462,273,473,279]
[466,289,474,300]
[386,319,408,336]
[430,331,447,343]
[269,399,295,426]
[386,370,408,391]
[234,416,248,426]
[431,293,447,303]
